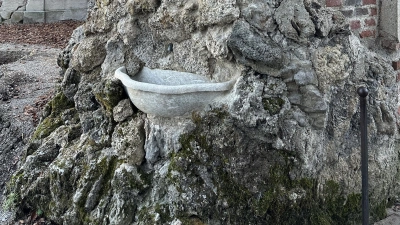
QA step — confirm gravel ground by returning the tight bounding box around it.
[0,21,83,49]
[0,43,62,225]
[0,21,81,225]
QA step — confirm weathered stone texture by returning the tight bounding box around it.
[5,0,400,224]
[275,0,315,42]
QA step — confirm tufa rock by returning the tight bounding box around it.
[5,0,399,224]
[228,20,285,75]
[113,99,134,122]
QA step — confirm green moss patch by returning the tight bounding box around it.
[166,111,384,224]
[32,117,63,140]
[94,79,124,113]
[31,92,75,140]
[262,97,285,115]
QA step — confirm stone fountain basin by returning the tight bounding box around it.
[114,67,237,117]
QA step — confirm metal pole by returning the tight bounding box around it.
[358,87,369,225]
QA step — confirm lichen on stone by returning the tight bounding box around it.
[312,45,350,90]
[262,97,285,115]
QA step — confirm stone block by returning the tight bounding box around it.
[23,11,44,23]
[44,0,65,10]
[45,9,87,22]
[380,0,399,41]
[355,7,369,15]
[0,0,25,12]
[26,0,44,11]
[10,11,23,23]
[45,10,66,22]
[0,10,11,20]
[68,8,88,20]
[345,0,361,6]
[65,0,88,10]
[341,9,354,17]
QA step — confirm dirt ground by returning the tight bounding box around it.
[0,21,83,48]
[0,21,81,225]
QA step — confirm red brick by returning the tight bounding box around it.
[326,0,342,7]
[350,20,361,30]
[364,18,376,26]
[370,7,377,16]
[393,61,400,71]
[363,0,376,5]
[359,30,375,38]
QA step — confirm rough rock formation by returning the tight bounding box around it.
[5,0,400,224]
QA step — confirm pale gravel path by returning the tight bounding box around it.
[375,209,400,225]
[0,43,61,224]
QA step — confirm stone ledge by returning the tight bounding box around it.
[22,9,87,23]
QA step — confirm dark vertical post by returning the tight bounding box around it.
[358,87,369,225]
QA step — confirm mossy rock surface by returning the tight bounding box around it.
[32,92,75,140]
[262,97,285,115]
[94,79,125,113]
[165,111,386,224]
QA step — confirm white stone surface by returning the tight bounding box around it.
[0,0,24,20]
[0,0,25,12]
[10,11,23,23]
[23,11,44,23]
[115,67,237,117]
[1,0,88,23]
[375,209,400,225]
[26,0,44,11]
[46,9,87,22]
[67,0,89,9]
[44,0,65,10]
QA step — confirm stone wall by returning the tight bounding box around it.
[0,0,88,23]
[323,0,400,52]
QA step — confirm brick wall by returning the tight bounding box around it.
[325,0,378,39]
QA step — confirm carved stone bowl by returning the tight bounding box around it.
[115,66,237,117]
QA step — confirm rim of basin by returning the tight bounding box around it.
[115,67,237,95]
